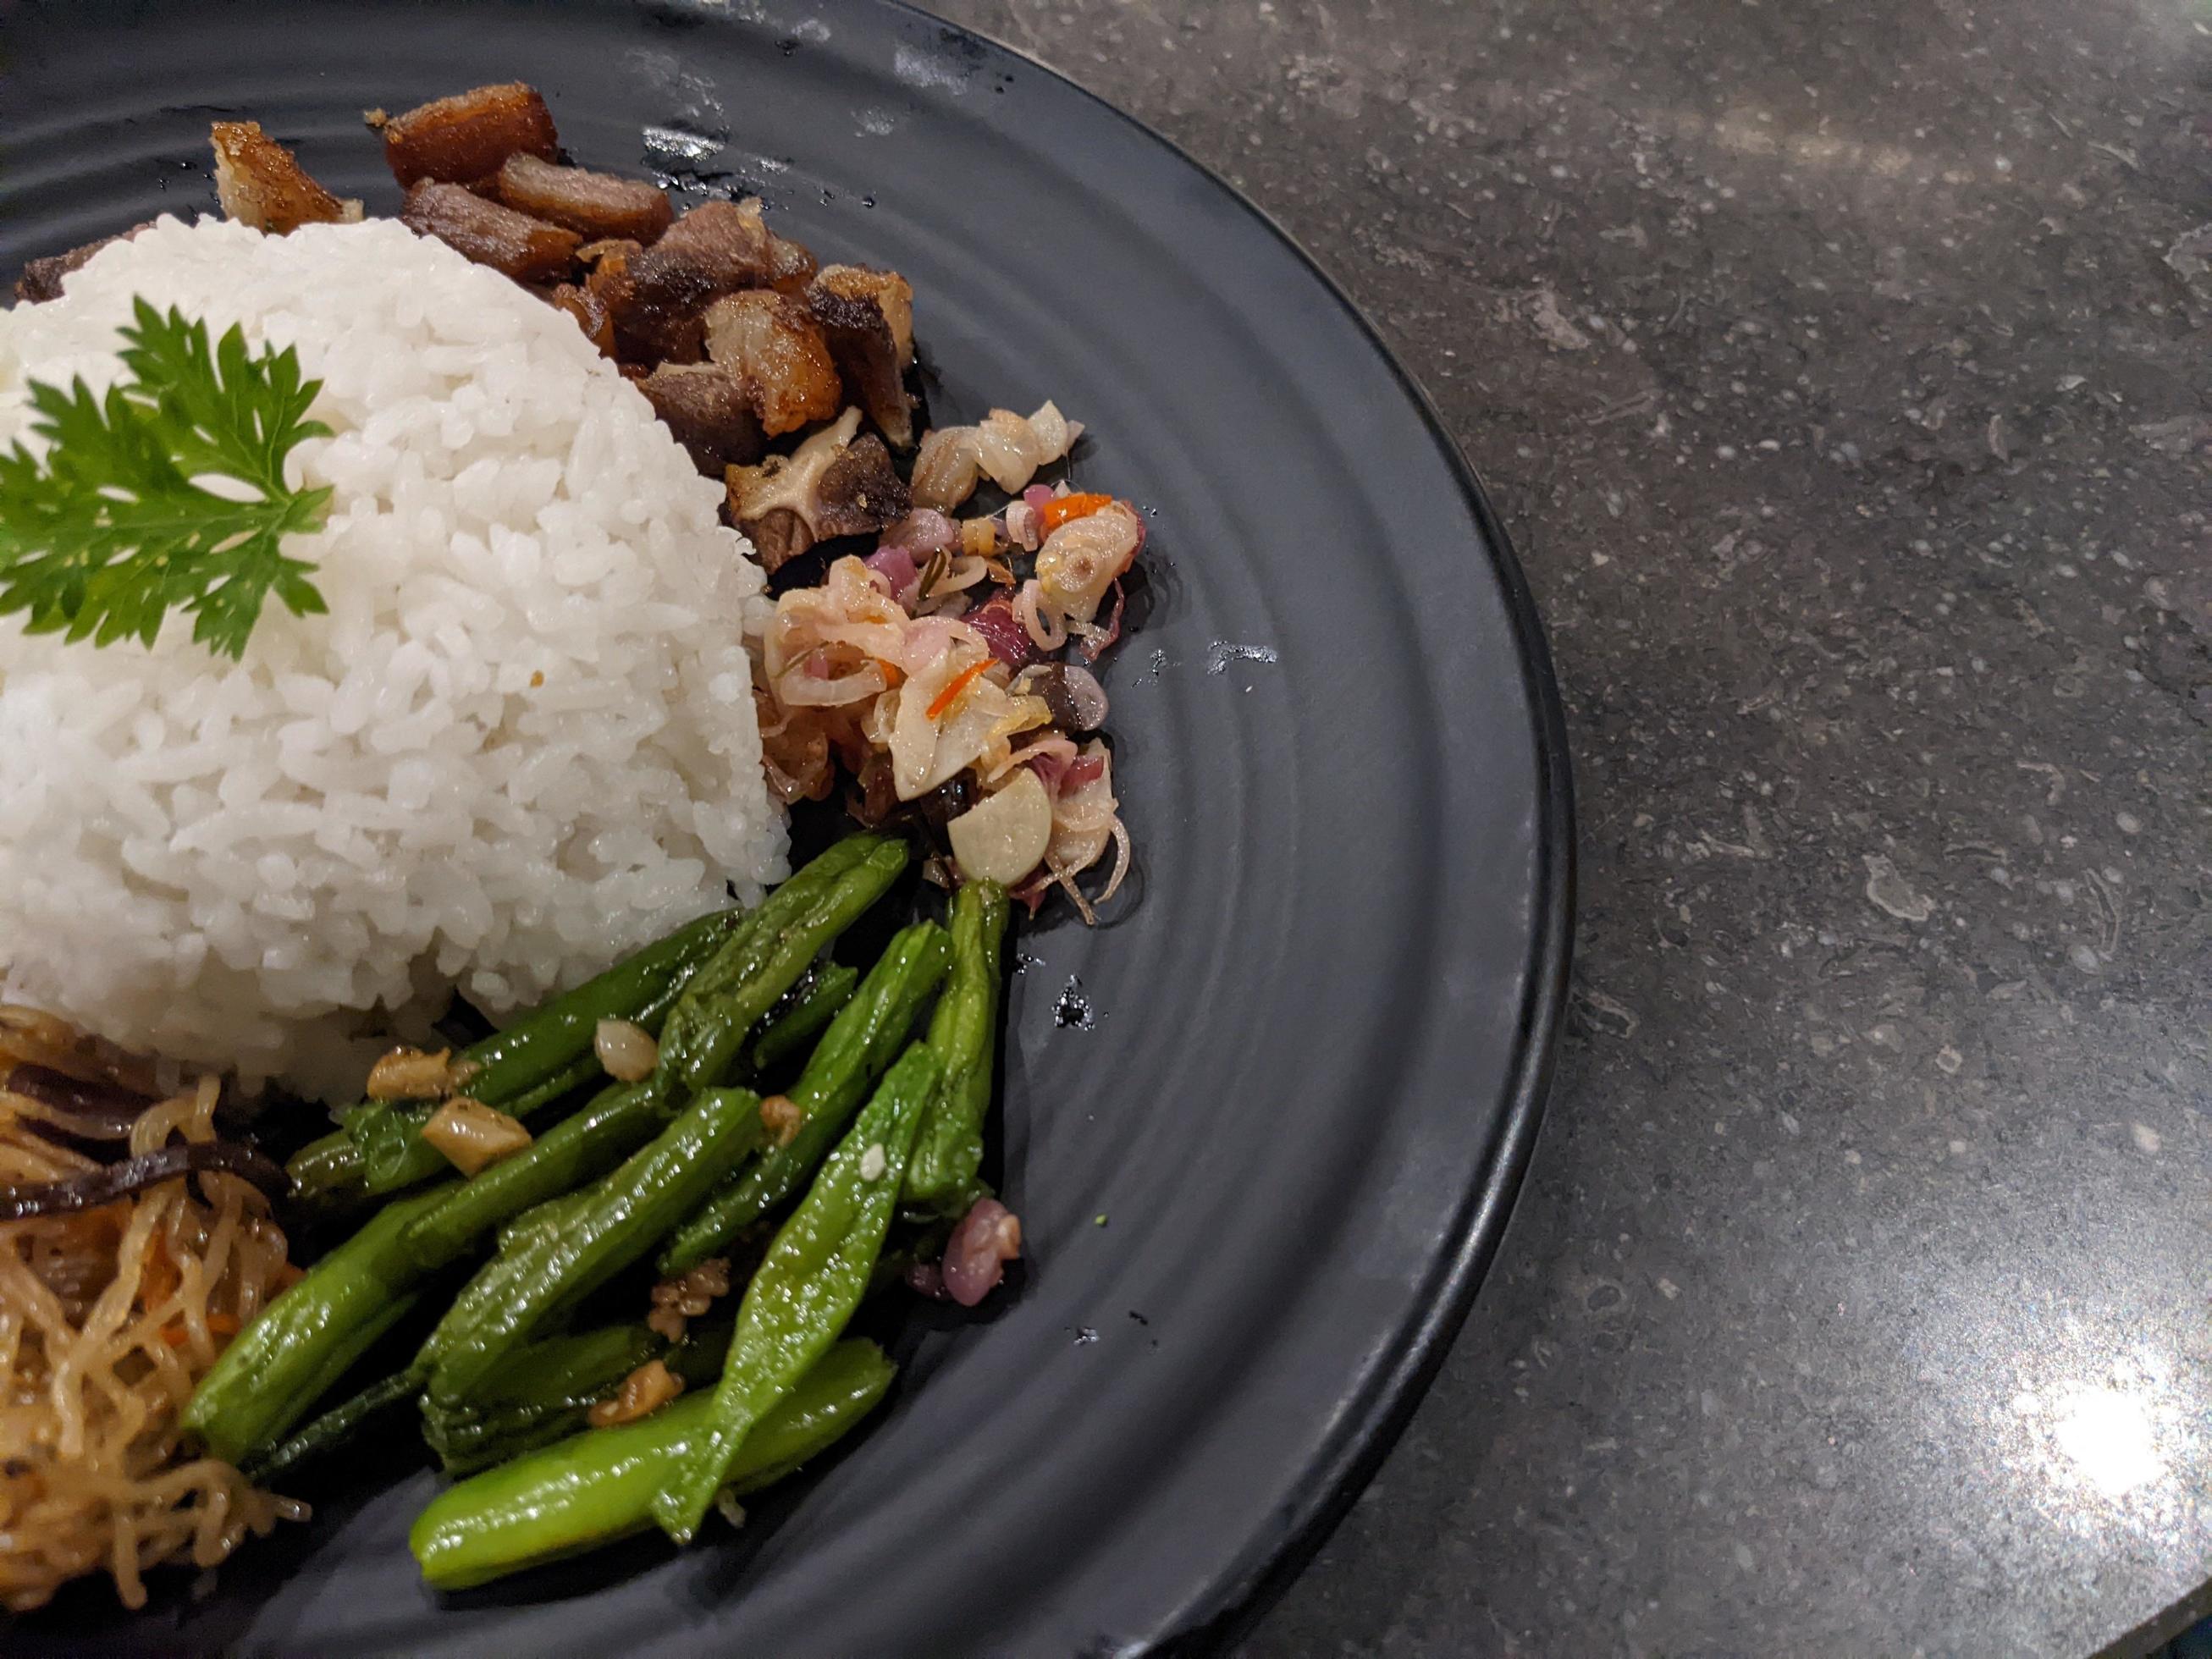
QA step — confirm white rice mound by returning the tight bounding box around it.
[0,215,785,1099]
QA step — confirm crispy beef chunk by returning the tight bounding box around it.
[610,198,777,361]
[210,122,362,233]
[382,82,560,187]
[494,153,673,244]
[702,291,843,436]
[654,197,776,276]
[807,265,916,448]
[815,433,909,534]
[639,364,767,474]
[725,407,908,571]
[401,181,581,283]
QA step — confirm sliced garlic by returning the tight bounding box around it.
[422,1097,532,1176]
[594,1017,659,1082]
[946,767,1052,885]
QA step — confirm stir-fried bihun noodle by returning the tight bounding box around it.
[0,1009,303,1612]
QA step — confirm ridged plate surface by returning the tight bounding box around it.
[1,3,1572,1652]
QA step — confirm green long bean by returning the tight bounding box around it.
[409,1338,896,1590]
[184,1181,454,1463]
[240,1369,421,1486]
[191,1089,656,1461]
[421,1086,765,1406]
[657,922,949,1276]
[193,839,913,1469]
[290,904,745,1203]
[902,879,1009,1215]
[648,838,907,1108]
[750,961,860,1074]
[396,1081,656,1270]
[421,1315,734,1474]
[654,1041,941,1541]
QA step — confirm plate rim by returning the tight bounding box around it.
[872,6,1578,1646]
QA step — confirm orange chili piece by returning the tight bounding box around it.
[1038,491,1112,533]
[925,658,992,720]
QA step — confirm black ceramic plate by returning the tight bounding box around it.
[2,3,1571,1651]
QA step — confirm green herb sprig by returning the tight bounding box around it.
[0,298,332,659]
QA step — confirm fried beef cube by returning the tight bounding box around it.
[807,265,916,449]
[402,181,581,282]
[725,406,909,571]
[13,224,152,303]
[813,433,909,537]
[494,153,673,244]
[608,198,778,361]
[654,197,776,275]
[382,81,559,187]
[639,364,767,475]
[702,291,843,437]
[209,122,363,234]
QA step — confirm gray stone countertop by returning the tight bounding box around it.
[929,2,2212,1652]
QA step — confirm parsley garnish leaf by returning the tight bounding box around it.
[0,299,333,659]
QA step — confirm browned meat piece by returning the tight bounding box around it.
[766,231,819,295]
[807,266,916,448]
[654,197,775,276]
[639,364,767,474]
[702,291,843,437]
[816,433,909,536]
[725,407,909,571]
[12,224,152,303]
[814,264,914,367]
[550,282,617,356]
[604,198,779,361]
[401,181,581,282]
[209,122,362,234]
[382,82,559,187]
[494,153,673,244]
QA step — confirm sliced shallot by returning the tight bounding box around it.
[942,1197,1022,1306]
[863,546,922,609]
[965,591,1036,669]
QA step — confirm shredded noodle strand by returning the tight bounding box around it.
[0,1008,304,1613]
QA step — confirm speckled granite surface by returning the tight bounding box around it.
[929,2,2212,1652]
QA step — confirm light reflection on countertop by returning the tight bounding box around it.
[1895,1255,2210,1601]
[2010,1346,2189,1523]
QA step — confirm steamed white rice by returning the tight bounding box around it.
[0,215,785,1099]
